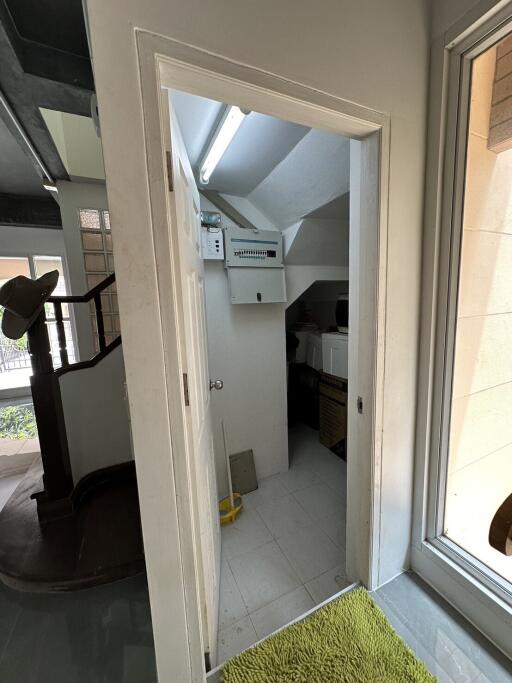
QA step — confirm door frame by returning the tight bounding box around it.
[127,30,390,681]
[413,0,512,659]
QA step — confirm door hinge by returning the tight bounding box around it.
[183,372,190,406]
[166,150,173,192]
[357,396,363,414]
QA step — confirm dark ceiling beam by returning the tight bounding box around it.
[0,0,80,184]
[0,1,93,108]
[25,74,91,118]
[0,193,61,228]
[20,40,94,92]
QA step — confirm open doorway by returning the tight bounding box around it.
[108,35,389,681]
[167,87,358,665]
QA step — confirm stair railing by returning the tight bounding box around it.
[27,273,121,521]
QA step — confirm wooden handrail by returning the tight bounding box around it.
[48,272,117,362]
[48,273,116,303]
[55,335,122,377]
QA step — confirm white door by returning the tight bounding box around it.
[165,99,221,665]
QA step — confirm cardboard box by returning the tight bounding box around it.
[319,372,347,456]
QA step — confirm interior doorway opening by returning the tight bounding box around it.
[167,87,357,667]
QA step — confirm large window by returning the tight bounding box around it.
[443,38,512,588]
[423,24,512,611]
[414,8,512,659]
[0,255,75,390]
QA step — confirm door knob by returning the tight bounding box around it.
[210,379,223,391]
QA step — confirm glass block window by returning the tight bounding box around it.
[79,208,119,352]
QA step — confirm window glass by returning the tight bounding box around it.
[0,257,31,390]
[79,208,101,231]
[444,37,512,585]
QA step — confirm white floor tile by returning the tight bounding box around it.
[249,586,314,640]
[256,493,314,538]
[323,469,347,497]
[276,524,342,583]
[321,510,347,549]
[228,541,301,613]
[305,564,351,604]
[242,475,287,510]
[218,560,248,630]
[221,507,272,560]
[312,455,347,490]
[217,616,258,664]
[278,462,321,493]
[292,482,343,521]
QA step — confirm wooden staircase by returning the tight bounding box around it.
[0,274,144,591]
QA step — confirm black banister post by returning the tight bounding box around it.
[94,293,106,351]
[27,311,73,518]
[53,301,69,367]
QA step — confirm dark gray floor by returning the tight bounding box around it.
[0,575,156,682]
[373,572,512,683]
[0,504,509,683]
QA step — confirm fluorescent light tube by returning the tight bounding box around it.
[199,106,247,184]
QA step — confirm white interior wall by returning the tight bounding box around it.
[56,180,132,480]
[285,218,350,266]
[59,344,133,483]
[201,196,288,498]
[286,265,349,307]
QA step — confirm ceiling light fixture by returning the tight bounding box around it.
[43,182,58,193]
[199,106,248,184]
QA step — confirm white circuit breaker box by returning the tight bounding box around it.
[201,228,224,260]
[224,225,286,304]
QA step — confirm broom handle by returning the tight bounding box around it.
[221,420,235,508]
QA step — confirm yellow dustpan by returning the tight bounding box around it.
[219,420,243,525]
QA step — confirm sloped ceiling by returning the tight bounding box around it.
[169,89,350,229]
[247,130,350,229]
[170,89,310,197]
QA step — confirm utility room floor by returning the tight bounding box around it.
[217,423,350,664]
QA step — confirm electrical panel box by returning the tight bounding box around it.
[227,267,286,304]
[201,228,224,260]
[224,226,283,268]
[224,225,286,304]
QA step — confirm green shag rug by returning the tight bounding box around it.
[222,587,436,683]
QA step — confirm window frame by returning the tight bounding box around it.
[0,252,77,392]
[413,2,512,658]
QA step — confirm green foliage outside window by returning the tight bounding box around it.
[0,309,28,351]
[0,405,37,440]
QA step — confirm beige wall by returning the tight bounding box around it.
[85,0,430,677]
[446,45,512,582]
